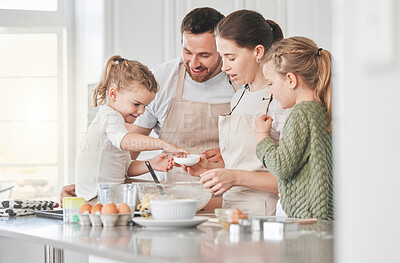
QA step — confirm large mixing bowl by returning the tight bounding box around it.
[136,182,211,211]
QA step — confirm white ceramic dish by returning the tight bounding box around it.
[173,154,200,166]
[150,199,196,220]
[132,216,208,229]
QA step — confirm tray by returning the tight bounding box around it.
[35,210,63,220]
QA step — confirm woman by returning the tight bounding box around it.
[184,10,290,216]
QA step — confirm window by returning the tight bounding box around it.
[0,1,72,201]
[0,0,57,11]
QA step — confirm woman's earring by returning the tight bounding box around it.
[256,58,261,63]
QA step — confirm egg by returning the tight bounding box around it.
[117,203,131,214]
[91,203,103,215]
[79,203,92,214]
[101,203,118,214]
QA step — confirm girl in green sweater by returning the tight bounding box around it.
[254,36,333,220]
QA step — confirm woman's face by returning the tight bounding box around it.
[263,61,296,109]
[109,84,156,124]
[216,37,259,86]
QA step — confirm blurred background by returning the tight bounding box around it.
[0,0,399,262]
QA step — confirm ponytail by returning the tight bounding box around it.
[93,55,122,107]
[266,19,283,44]
[315,49,332,130]
[92,55,158,107]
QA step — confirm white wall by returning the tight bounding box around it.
[333,0,400,262]
[72,0,400,262]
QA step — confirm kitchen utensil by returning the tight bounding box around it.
[145,161,165,195]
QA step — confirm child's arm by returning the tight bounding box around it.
[256,110,310,180]
[127,153,173,176]
[120,132,188,154]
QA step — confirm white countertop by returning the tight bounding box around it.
[0,215,333,263]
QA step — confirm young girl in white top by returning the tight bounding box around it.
[75,55,187,201]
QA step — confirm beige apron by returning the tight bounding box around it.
[219,88,279,216]
[159,63,237,182]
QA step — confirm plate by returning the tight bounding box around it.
[132,216,208,229]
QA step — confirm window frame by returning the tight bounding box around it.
[0,0,74,196]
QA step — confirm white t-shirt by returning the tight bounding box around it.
[135,57,236,136]
[230,87,291,139]
[75,105,133,201]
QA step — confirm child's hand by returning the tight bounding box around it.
[149,153,173,172]
[254,114,273,142]
[162,141,189,155]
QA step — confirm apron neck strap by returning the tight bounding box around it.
[176,62,240,99]
[231,81,240,92]
[175,62,186,99]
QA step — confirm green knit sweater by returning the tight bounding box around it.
[256,101,333,220]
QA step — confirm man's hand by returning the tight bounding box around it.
[183,154,209,177]
[60,184,76,207]
[202,147,224,167]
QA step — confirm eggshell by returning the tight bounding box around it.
[79,203,92,214]
[101,203,118,214]
[91,203,103,214]
[117,203,131,214]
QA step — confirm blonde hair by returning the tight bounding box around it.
[93,55,158,107]
[263,36,332,129]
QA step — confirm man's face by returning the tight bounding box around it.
[182,31,222,83]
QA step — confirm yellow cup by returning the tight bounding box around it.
[63,197,85,223]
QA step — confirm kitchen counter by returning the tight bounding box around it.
[0,215,333,263]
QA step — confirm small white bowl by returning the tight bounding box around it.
[150,199,197,220]
[173,154,200,166]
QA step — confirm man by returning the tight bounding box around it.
[61,7,237,209]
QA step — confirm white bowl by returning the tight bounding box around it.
[173,154,200,166]
[150,199,197,220]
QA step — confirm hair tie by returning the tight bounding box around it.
[317,48,323,56]
[114,58,125,64]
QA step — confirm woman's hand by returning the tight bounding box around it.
[149,153,173,172]
[182,154,209,177]
[199,168,237,196]
[254,114,273,142]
